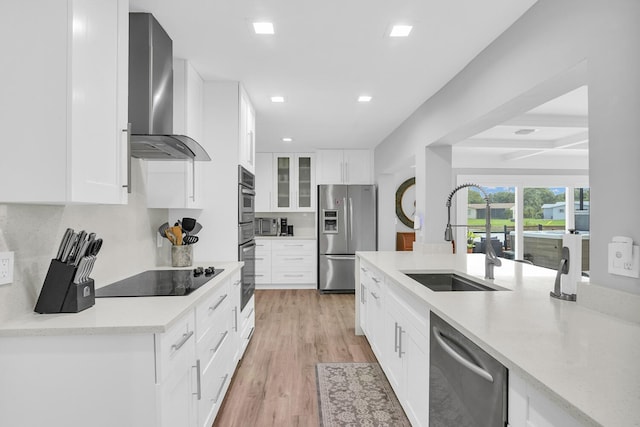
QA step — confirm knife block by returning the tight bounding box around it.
[34,259,95,314]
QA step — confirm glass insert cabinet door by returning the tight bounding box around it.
[297,156,312,208]
[273,153,315,210]
[276,156,291,208]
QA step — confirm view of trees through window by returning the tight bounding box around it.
[465,185,590,270]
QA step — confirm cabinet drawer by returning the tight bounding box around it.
[272,253,315,267]
[271,240,315,252]
[272,270,315,283]
[195,279,230,343]
[254,252,272,270]
[197,309,230,369]
[241,299,255,331]
[199,336,233,427]
[240,299,255,355]
[255,240,272,252]
[155,310,196,383]
[255,272,272,284]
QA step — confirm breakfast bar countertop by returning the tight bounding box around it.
[356,251,640,427]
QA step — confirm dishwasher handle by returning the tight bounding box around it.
[432,326,494,383]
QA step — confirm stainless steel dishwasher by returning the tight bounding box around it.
[429,313,507,426]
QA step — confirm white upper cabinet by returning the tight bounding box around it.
[255,153,274,212]
[0,0,129,204]
[146,59,204,209]
[273,153,316,212]
[316,149,372,185]
[239,88,256,174]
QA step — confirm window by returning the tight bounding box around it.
[467,186,515,258]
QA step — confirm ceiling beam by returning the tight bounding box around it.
[501,131,589,161]
[504,113,588,128]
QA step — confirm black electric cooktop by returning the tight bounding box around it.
[95,268,224,297]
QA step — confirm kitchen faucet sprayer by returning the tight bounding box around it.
[445,183,501,280]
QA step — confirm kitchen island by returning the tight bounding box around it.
[0,262,251,427]
[355,251,640,427]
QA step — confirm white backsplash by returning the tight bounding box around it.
[255,211,317,237]
[0,160,167,324]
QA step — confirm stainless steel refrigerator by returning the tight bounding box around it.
[318,185,377,292]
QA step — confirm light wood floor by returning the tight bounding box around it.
[214,289,377,427]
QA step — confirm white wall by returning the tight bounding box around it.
[374,0,640,294]
[0,160,167,324]
[195,81,241,263]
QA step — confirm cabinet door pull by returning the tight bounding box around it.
[190,158,196,202]
[213,374,230,403]
[171,330,194,351]
[245,307,255,319]
[371,277,381,283]
[360,284,366,303]
[121,124,131,194]
[233,307,238,332]
[394,322,400,354]
[213,330,229,353]
[192,359,202,400]
[284,257,304,261]
[398,326,405,358]
[247,326,255,341]
[370,291,379,300]
[210,293,228,311]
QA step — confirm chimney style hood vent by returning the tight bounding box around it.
[128,13,210,161]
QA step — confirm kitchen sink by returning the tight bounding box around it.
[405,273,500,292]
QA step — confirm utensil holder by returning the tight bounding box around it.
[34,259,95,314]
[171,245,193,267]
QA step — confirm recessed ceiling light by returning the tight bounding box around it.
[358,95,372,103]
[253,22,274,35]
[514,128,538,135]
[271,96,285,103]
[282,137,293,142]
[389,25,413,37]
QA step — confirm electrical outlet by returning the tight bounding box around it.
[608,243,640,278]
[0,251,14,285]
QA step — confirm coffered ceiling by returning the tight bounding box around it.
[453,86,589,169]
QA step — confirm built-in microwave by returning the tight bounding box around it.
[255,217,279,236]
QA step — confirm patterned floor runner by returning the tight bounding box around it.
[316,362,411,427]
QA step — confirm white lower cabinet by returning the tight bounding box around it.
[383,282,430,427]
[240,295,256,356]
[509,371,585,427]
[0,269,252,427]
[256,239,316,288]
[255,240,272,285]
[359,259,430,427]
[194,277,232,427]
[362,264,385,359]
[157,311,198,427]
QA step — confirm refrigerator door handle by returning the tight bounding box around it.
[348,197,354,249]
[325,255,356,260]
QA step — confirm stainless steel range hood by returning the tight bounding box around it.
[128,13,210,161]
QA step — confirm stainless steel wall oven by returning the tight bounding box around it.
[238,165,255,310]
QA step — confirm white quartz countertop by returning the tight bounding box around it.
[357,251,640,427]
[0,262,243,337]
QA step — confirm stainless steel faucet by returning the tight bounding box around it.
[445,183,501,280]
